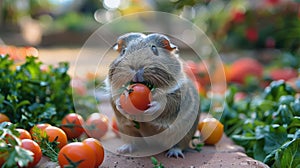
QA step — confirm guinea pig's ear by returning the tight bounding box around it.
[113,33,146,52]
[148,34,178,51]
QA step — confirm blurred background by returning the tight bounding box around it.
[0,0,299,50]
[0,0,299,89]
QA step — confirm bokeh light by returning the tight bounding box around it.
[103,0,121,9]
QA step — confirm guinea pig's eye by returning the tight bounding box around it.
[151,45,158,56]
[120,48,126,56]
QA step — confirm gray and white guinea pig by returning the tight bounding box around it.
[107,33,200,158]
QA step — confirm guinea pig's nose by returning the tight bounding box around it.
[132,68,144,83]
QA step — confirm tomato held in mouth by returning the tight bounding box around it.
[120,83,152,115]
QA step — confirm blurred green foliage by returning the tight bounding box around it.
[221,81,300,167]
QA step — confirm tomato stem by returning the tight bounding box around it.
[127,88,134,94]
[63,153,84,168]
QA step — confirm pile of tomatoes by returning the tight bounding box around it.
[0,112,119,168]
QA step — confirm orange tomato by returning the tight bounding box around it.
[198,118,224,145]
[58,142,96,168]
[44,126,68,149]
[0,113,10,123]
[61,113,85,139]
[85,113,109,139]
[82,138,105,168]
[16,128,32,140]
[120,83,152,114]
[20,139,42,168]
[229,57,263,84]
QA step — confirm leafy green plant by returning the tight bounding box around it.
[0,55,74,129]
[30,126,59,162]
[0,122,33,168]
[221,80,300,167]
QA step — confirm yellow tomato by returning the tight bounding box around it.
[198,118,224,145]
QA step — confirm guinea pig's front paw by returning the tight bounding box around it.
[144,101,161,114]
[117,143,136,154]
[115,98,127,114]
[166,147,185,158]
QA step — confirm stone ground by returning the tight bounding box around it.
[36,48,269,168]
[38,112,268,168]
[100,136,267,168]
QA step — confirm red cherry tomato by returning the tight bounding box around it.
[45,126,68,149]
[58,142,96,168]
[0,113,10,123]
[82,138,105,168]
[85,113,109,139]
[16,128,32,140]
[20,139,42,168]
[119,83,152,114]
[61,113,85,139]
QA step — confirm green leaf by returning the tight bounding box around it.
[195,143,204,152]
[231,135,256,146]
[253,139,266,161]
[14,146,34,167]
[38,105,57,120]
[255,126,267,140]
[16,100,31,110]
[263,149,277,166]
[278,104,293,124]
[288,117,300,134]
[264,80,295,101]
[0,94,4,104]
[279,95,295,105]
[293,129,300,139]
[151,156,158,165]
[274,139,300,168]
[225,86,237,106]
[291,99,300,116]
[263,125,288,155]
[150,156,165,168]
[254,99,276,112]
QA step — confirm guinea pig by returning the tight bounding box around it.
[107,33,200,158]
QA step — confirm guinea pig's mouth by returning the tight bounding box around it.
[128,80,154,90]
